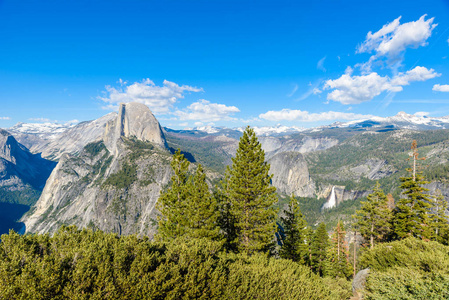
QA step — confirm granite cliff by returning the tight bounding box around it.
[23,103,172,236]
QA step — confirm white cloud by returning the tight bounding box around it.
[324,66,440,104]
[317,56,326,72]
[0,117,10,120]
[414,111,429,117]
[99,79,203,114]
[433,84,449,92]
[259,109,373,122]
[391,66,441,86]
[174,99,240,122]
[357,15,437,70]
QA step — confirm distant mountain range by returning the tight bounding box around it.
[2,108,449,235]
[8,111,449,144]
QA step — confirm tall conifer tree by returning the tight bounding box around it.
[215,169,238,251]
[429,189,449,244]
[279,195,309,264]
[156,150,220,241]
[310,222,329,276]
[226,126,278,254]
[354,182,392,248]
[393,141,432,240]
[326,221,352,279]
[156,149,191,241]
[187,164,220,240]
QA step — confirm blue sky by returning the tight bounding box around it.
[1,0,449,129]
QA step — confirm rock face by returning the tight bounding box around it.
[268,152,315,197]
[352,268,370,299]
[24,140,172,236]
[104,103,168,155]
[9,113,116,161]
[0,129,55,192]
[260,136,339,159]
[23,103,171,236]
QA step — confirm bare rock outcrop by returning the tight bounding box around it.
[268,151,315,197]
[23,103,171,236]
[104,102,168,155]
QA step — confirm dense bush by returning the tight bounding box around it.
[0,226,343,299]
[359,238,449,299]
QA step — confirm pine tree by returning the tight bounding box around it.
[215,169,238,251]
[187,164,221,240]
[326,221,352,279]
[157,150,222,242]
[354,182,392,248]
[393,141,432,240]
[279,195,309,264]
[429,189,449,245]
[310,222,329,276]
[226,126,278,254]
[156,149,191,241]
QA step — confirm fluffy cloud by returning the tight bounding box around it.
[433,84,449,92]
[391,66,441,86]
[174,99,240,122]
[0,117,10,120]
[99,79,203,114]
[324,66,440,104]
[414,112,429,117]
[357,15,437,70]
[259,109,373,122]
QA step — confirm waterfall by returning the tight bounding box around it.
[322,186,336,209]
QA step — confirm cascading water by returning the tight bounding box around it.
[322,186,336,210]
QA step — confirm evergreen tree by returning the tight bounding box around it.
[279,195,309,264]
[226,126,278,254]
[156,149,191,241]
[326,221,352,279]
[187,164,221,240]
[310,222,329,276]
[393,141,432,240]
[393,175,432,240]
[354,182,392,249]
[429,189,449,245]
[215,169,238,251]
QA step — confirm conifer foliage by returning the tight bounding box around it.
[392,142,433,240]
[326,221,352,279]
[279,195,309,264]
[156,149,191,241]
[429,189,449,244]
[157,149,219,241]
[188,164,220,240]
[310,222,329,276]
[225,126,278,254]
[354,182,392,248]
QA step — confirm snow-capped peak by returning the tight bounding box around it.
[8,122,77,139]
[236,124,305,136]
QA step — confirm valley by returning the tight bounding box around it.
[1,105,448,235]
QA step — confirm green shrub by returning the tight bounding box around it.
[0,227,341,299]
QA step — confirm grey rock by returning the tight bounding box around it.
[103,102,168,155]
[352,268,370,298]
[268,151,315,197]
[23,103,172,236]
